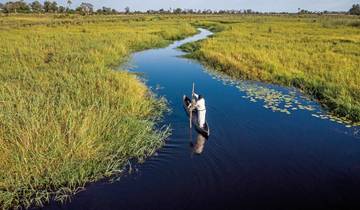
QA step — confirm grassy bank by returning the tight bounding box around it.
[0,15,197,209]
[183,15,360,123]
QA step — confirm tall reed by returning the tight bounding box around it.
[185,15,360,122]
[0,15,197,209]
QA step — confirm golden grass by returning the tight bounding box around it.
[2,13,359,209]
[0,14,197,209]
[184,15,360,122]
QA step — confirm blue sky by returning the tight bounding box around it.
[1,0,358,12]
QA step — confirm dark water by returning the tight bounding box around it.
[45,29,360,210]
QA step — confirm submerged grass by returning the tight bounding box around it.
[0,15,197,209]
[183,15,360,122]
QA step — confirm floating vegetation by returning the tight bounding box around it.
[190,17,360,123]
[204,69,360,130]
[155,84,164,90]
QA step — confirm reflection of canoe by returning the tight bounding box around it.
[183,95,210,138]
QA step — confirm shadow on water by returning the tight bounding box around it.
[43,29,360,210]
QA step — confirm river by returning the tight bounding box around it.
[45,29,360,210]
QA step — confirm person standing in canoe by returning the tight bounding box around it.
[190,92,206,128]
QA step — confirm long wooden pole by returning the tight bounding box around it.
[190,82,195,129]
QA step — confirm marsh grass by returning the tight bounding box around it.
[0,15,197,209]
[184,16,360,122]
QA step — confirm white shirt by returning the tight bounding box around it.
[193,93,206,111]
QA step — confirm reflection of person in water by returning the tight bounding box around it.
[192,134,207,155]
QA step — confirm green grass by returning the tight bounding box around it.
[2,13,360,209]
[0,14,197,209]
[183,15,360,122]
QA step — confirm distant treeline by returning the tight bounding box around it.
[0,1,359,15]
[0,0,119,14]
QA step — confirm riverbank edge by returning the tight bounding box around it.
[0,22,199,209]
[179,22,360,125]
